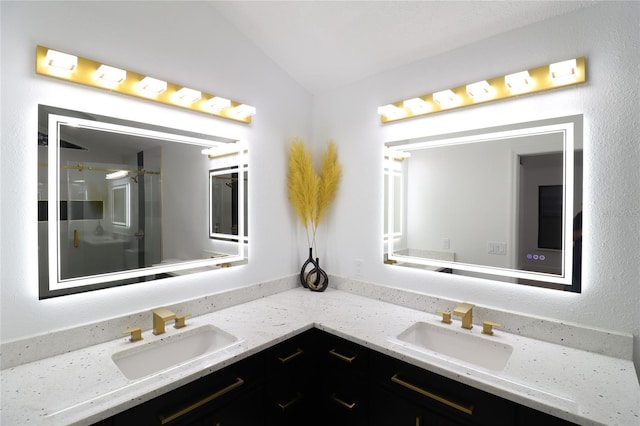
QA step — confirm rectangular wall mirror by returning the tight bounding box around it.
[38,105,248,298]
[384,115,582,291]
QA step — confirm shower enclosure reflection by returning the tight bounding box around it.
[38,105,247,298]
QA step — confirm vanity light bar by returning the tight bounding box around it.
[36,45,256,123]
[378,57,586,123]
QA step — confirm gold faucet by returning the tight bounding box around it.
[453,303,474,329]
[152,307,176,335]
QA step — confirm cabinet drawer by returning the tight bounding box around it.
[112,354,264,426]
[319,331,369,376]
[264,329,319,425]
[371,352,516,426]
[264,329,318,377]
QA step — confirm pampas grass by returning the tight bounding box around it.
[313,141,341,244]
[287,138,318,247]
[287,138,342,251]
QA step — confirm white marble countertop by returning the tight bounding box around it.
[1,287,639,426]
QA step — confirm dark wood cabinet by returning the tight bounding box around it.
[99,328,578,426]
[317,331,370,426]
[111,354,264,426]
[370,351,516,426]
[517,405,578,426]
[264,329,319,425]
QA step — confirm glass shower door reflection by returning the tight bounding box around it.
[57,160,162,281]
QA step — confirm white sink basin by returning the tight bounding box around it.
[394,322,513,371]
[112,325,240,380]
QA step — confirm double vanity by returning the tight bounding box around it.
[1,279,639,425]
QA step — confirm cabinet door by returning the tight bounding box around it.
[264,329,319,425]
[517,406,578,426]
[371,352,517,426]
[206,386,264,426]
[318,331,370,426]
[370,385,424,426]
[370,384,468,426]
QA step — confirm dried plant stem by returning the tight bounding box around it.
[287,138,341,254]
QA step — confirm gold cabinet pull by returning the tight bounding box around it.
[73,229,79,248]
[159,377,244,424]
[330,393,356,410]
[329,348,356,363]
[277,347,303,364]
[391,374,474,415]
[277,392,304,411]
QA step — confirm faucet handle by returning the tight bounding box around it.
[123,327,143,342]
[436,310,452,324]
[482,321,501,336]
[174,313,192,329]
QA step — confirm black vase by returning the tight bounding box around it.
[299,247,316,288]
[305,257,329,292]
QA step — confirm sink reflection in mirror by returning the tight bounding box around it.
[112,325,241,380]
[384,115,582,292]
[392,322,513,371]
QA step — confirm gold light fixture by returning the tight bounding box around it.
[466,80,493,101]
[95,64,127,85]
[36,45,256,123]
[138,76,167,95]
[378,57,586,123]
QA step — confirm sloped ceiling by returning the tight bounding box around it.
[210,1,597,95]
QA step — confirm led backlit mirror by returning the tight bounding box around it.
[384,115,582,291]
[38,105,248,298]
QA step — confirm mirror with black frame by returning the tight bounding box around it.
[384,115,582,292]
[38,105,248,298]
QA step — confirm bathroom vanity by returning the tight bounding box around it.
[1,283,638,425]
[101,328,575,426]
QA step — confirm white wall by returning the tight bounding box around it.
[0,1,311,341]
[2,1,639,377]
[313,2,640,372]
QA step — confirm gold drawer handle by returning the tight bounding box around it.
[329,348,356,363]
[330,393,357,410]
[277,347,304,364]
[159,377,244,424]
[277,392,304,411]
[391,374,474,415]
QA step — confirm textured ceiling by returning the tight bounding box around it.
[211,1,597,95]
